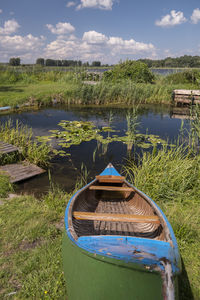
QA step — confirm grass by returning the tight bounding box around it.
[0,188,69,299]
[124,145,200,300]
[0,69,200,108]
[0,174,13,197]
[0,120,51,167]
[0,143,200,299]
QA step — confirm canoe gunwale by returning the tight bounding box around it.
[67,176,174,244]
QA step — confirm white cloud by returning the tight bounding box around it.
[0,34,45,61]
[0,9,3,14]
[77,0,114,10]
[155,10,187,27]
[66,1,76,8]
[191,8,200,24]
[0,19,20,35]
[44,30,156,63]
[107,36,155,55]
[46,22,75,35]
[82,31,108,44]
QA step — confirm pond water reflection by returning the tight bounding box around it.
[0,104,190,194]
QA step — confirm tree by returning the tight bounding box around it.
[92,61,101,67]
[36,58,45,66]
[9,57,21,66]
[46,59,56,66]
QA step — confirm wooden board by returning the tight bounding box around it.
[0,161,45,183]
[96,175,125,183]
[173,89,200,95]
[0,141,19,154]
[73,211,160,224]
[89,186,133,192]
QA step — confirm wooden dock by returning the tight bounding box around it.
[0,141,20,154]
[170,107,194,120]
[0,161,45,183]
[173,89,200,105]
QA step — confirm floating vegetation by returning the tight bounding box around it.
[39,117,168,158]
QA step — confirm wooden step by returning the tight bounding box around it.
[89,185,133,192]
[73,211,160,224]
[96,175,125,183]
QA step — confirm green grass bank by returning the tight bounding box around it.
[0,67,200,108]
[0,144,199,299]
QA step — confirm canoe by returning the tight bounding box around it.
[63,163,181,300]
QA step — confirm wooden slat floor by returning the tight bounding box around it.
[93,200,161,238]
[0,141,19,154]
[0,161,45,183]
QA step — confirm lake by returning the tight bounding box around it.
[0,104,190,194]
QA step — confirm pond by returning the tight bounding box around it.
[0,104,190,195]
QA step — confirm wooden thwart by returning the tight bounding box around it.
[89,185,133,192]
[73,211,160,224]
[96,175,125,183]
[0,161,45,183]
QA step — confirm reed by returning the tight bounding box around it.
[0,120,51,167]
[123,145,200,299]
[1,68,200,108]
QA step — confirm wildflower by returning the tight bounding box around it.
[44,291,48,294]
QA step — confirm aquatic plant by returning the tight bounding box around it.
[123,145,200,299]
[40,118,168,159]
[0,120,51,167]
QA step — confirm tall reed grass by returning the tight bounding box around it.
[1,68,200,107]
[0,120,51,167]
[123,145,200,299]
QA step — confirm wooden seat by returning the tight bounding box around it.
[89,186,133,192]
[96,175,125,183]
[73,211,160,224]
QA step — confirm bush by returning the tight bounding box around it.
[163,70,200,85]
[103,60,155,83]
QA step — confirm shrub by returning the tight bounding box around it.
[163,70,200,85]
[103,60,155,83]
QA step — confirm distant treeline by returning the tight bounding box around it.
[138,55,200,68]
[5,55,200,68]
[7,57,105,67]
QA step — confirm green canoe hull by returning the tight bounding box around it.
[62,232,178,300]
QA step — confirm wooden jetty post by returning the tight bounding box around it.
[173,89,200,105]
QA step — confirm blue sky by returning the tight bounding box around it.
[0,0,200,63]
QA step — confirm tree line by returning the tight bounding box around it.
[8,57,102,67]
[8,55,200,68]
[138,55,200,68]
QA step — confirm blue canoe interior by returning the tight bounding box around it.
[65,163,182,299]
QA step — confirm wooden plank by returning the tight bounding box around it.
[89,185,133,192]
[0,141,19,154]
[96,175,125,183]
[73,211,160,224]
[174,89,200,95]
[175,99,200,104]
[0,162,45,183]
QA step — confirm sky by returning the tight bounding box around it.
[0,0,200,64]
